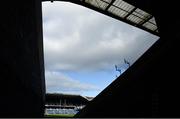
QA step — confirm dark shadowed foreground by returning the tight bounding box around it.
[0,0,180,117]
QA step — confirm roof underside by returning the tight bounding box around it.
[42,0,159,36]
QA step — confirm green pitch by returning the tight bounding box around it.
[45,114,75,118]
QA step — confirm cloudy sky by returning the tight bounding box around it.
[42,1,159,97]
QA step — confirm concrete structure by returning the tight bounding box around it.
[45,93,91,107]
[0,0,45,117]
[75,0,180,117]
[0,0,179,117]
[44,93,91,115]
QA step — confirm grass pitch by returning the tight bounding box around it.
[45,114,75,118]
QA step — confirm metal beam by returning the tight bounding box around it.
[140,15,153,25]
[41,0,159,36]
[71,0,159,36]
[105,0,115,11]
[154,27,158,32]
[124,7,136,19]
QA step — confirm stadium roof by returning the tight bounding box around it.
[42,0,159,36]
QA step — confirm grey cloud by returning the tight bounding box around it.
[42,2,159,72]
[45,71,99,93]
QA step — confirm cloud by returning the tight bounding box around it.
[45,71,99,94]
[42,2,159,72]
[42,2,159,96]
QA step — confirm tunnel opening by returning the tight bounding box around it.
[1,0,180,117]
[41,1,159,117]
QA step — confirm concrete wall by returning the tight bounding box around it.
[46,94,89,106]
[0,0,179,117]
[0,0,45,117]
[75,0,180,117]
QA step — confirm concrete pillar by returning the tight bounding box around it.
[75,0,180,118]
[151,1,180,117]
[0,0,45,117]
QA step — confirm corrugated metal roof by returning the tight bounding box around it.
[80,0,159,35]
[42,0,159,36]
